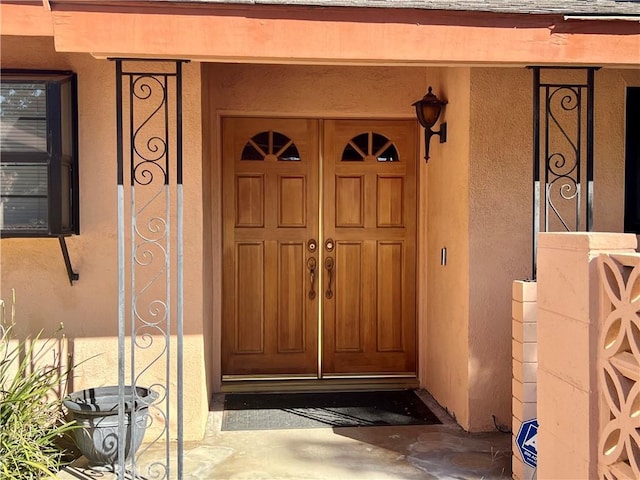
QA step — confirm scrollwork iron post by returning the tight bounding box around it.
[115,59,186,480]
[530,66,599,279]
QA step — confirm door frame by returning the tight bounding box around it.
[207,111,428,392]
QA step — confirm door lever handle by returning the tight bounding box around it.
[307,257,317,300]
[324,257,334,299]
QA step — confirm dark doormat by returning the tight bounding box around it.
[221,390,442,431]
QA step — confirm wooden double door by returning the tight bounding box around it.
[222,117,417,379]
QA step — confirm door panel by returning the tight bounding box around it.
[335,176,365,227]
[322,120,417,375]
[277,242,306,352]
[222,118,319,376]
[235,242,265,353]
[333,241,364,352]
[377,241,404,352]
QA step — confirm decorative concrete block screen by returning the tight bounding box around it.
[597,253,640,479]
[512,281,538,480]
[534,232,638,479]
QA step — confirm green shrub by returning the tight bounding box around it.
[0,292,78,479]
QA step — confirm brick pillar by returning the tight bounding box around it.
[512,280,537,480]
[536,232,637,480]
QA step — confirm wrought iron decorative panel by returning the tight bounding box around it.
[115,59,185,479]
[530,67,598,278]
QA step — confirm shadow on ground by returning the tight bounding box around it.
[60,390,512,480]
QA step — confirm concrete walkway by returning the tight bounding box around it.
[59,391,512,480]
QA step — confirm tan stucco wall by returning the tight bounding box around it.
[423,68,472,428]
[595,68,640,232]
[465,67,640,432]
[203,63,430,118]
[0,36,207,440]
[467,68,532,431]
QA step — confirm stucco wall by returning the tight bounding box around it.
[203,63,430,118]
[0,36,207,440]
[467,68,532,431]
[466,67,640,432]
[423,68,472,428]
[595,68,640,232]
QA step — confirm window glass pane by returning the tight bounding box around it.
[241,131,301,161]
[341,132,399,162]
[342,133,369,161]
[252,132,270,154]
[0,82,48,153]
[372,133,399,162]
[272,132,289,153]
[341,143,364,161]
[0,163,47,196]
[371,133,387,153]
[241,142,264,160]
[278,144,300,161]
[0,163,48,231]
[342,133,368,161]
[377,145,399,162]
[1,197,48,231]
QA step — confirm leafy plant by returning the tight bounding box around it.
[0,290,78,479]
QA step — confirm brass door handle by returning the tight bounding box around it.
[307,257,317,300]
[325,257,334,299]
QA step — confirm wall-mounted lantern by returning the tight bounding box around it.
[412,86,448,162]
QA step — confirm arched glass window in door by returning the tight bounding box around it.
[241,130,301,161]
[342,131,399,162]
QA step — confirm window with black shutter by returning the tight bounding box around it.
[0,70,79,237]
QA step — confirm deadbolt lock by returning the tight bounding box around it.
[325,238,334,252]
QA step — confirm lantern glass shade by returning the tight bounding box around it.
[412,86,447,129]
[417,103,441,128]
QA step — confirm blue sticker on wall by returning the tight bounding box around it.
[516,418,538,468]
